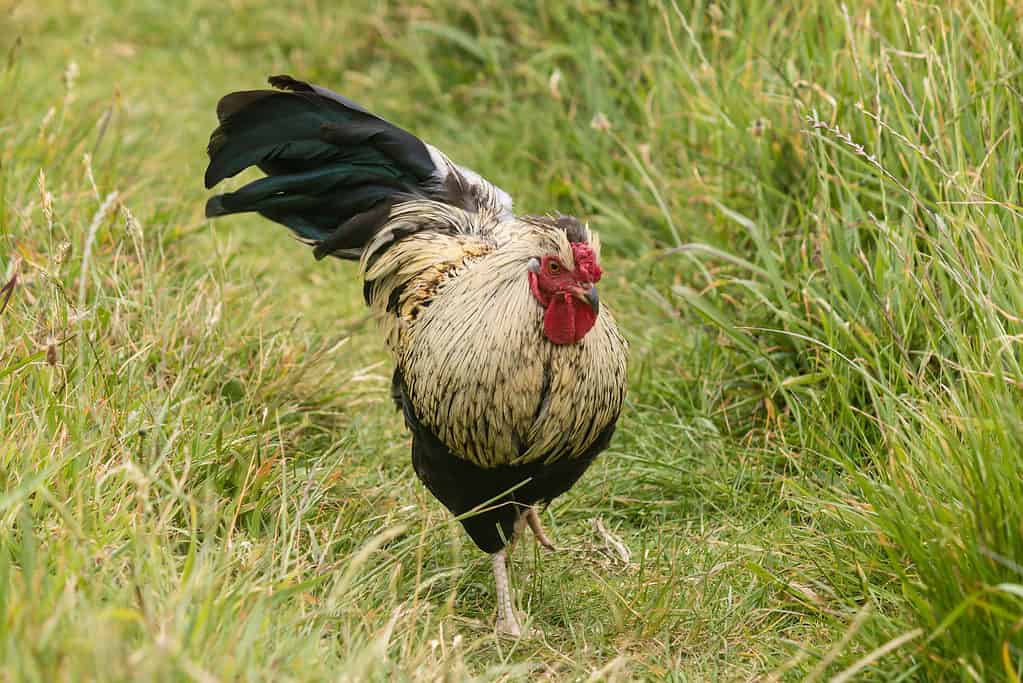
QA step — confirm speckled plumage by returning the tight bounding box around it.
[367,205,627,469]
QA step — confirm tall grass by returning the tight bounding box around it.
[664,5,1023,674]
[1,0,1021,680]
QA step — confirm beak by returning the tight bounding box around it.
[573,285,599,315]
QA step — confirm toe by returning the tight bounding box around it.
[495,618,523,638]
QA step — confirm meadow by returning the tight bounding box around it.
[2,1,1022,680]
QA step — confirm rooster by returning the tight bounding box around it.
[203,76,628,636]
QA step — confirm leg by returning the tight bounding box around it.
[491,549,522,636]
[526,506,555,550]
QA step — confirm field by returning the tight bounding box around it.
[3,1,1023,680]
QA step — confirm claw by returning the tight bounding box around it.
[526,507,555,550]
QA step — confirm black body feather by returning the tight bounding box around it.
[204,75,436,257]
[394,369,616,552]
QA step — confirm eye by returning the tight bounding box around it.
[547,260,562,274]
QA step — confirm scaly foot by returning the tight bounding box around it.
[491,549,525,637]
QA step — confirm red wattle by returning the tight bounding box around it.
[543,293,597,345]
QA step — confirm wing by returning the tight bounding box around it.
[359,199,499,351]
[204,75,513,259]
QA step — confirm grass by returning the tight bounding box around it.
[2,0,1022,679]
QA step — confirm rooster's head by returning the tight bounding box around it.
[526,218,603,345]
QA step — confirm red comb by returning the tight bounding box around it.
[570,242,602,282]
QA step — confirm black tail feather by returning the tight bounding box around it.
[312,200,394,260]
[203,75,437,258]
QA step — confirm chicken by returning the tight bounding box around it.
[203,75,628,636]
